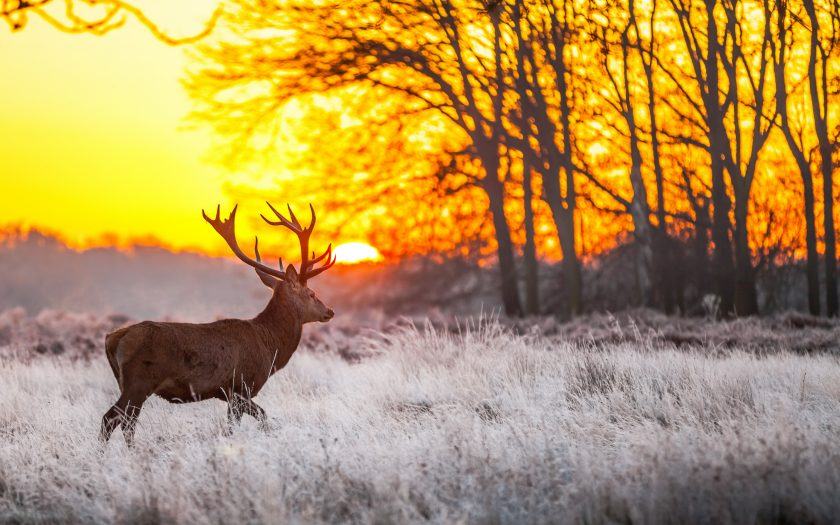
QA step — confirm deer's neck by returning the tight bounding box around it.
[253,289,303,365]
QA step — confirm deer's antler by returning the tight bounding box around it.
[261,202,337,284]
[202,204,286,280]
[252,236,282,288]
[303,244,337,281]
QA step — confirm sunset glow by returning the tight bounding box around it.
[1,0,838,279]
[0,2,228,254]
[333,242,382,264]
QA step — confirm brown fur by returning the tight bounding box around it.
[100,266,333,445]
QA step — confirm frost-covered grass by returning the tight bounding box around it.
[1,320,839,524]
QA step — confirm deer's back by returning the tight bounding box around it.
[107,319,275,403]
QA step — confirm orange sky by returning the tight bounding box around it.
[2,0,833,268]
[0,2,243,254]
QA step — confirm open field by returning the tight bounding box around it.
[1,313,839,524]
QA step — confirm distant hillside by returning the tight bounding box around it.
[0,230,267,320]
[0,229,499,320]
[1,228,817,319]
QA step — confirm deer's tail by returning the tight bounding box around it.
[104,327,131,390]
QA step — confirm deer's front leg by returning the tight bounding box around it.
[226,395,268,432]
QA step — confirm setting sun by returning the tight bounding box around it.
[333,242,382,264]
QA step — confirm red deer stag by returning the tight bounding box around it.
[101,202,336,445]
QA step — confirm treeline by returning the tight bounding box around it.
[187,0,839,317]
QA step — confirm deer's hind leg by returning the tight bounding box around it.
[100,388,150,446]
[100,404,123,443]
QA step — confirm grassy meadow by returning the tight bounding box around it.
[0,312,838,523]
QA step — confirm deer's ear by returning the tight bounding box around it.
[285,264,299,284]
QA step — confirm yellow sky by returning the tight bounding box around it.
[0,2,237,253]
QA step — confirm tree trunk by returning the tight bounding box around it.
[522,162,539,315]
[628,166,655,307]
[821,144,837,317]
[709,155,736,315]
[782,134,821,316]
[482,163,523,317]
[779,113,820,316]
[804,174,821,315]
[694,197,712,298]
[626,103,655,307]
[556,207,582,317]
[732,189,759,315]
[543,184,582,317]
[540,169,581,318]
[630,214,654,306]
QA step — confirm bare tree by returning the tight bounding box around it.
[653,0,730,315]
[662,0,777,316]
[507,0,584,315]
[637,0,678,312]
[188,0,524,316]
[2,0,221,43]
[588,0,657,306]
[803,0,839,316]
[772,0,820,315]
[183,0,830,317]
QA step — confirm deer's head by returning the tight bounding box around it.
[203,202,336,324]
